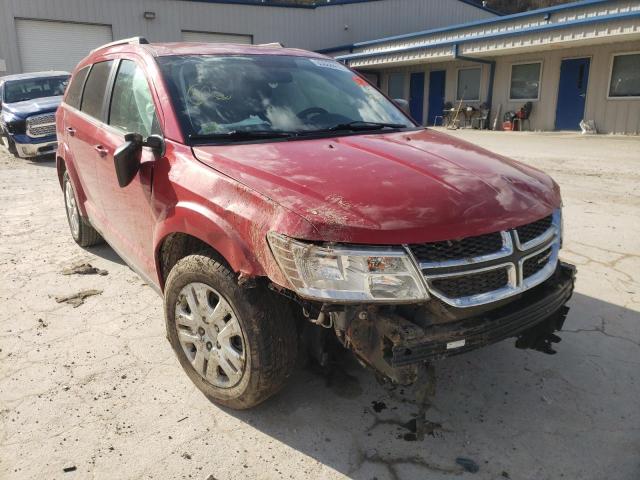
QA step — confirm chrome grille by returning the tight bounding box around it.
[26,113,56,138]
[431,267,509,298]
[414,210,562,308]
[409,231,503,263]
[522,246,552,279]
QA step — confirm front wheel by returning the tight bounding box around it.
[164,252,298,409]
[1,134,18,157]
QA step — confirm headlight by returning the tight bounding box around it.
[267,232,429,303]
[5,119,26,135]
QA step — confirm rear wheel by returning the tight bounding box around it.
[62,171,102,247]
[164,252,298,409]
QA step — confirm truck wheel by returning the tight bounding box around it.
[164,252,298,409]
[62,171,103,247]
[6,136,18,156]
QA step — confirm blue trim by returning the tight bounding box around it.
[335,0,610,50]
[337,9,640,62]
[317,44,355,54]
[456,0,502,16]
[177,0,384,9]
[179,0,501,13]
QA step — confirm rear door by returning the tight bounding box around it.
[62,61,114,219]
[91,58,161,279]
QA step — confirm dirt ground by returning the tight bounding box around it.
[1,130,639,480]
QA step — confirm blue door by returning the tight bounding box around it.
[409,72,425,124]
[555,58,590,130]
[427,70,446,126]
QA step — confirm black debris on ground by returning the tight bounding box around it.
[455,457,480,473]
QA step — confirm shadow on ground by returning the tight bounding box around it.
[218,292,640,480]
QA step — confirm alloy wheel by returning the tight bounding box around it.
[174,282,246,388]
[64,179,80,238]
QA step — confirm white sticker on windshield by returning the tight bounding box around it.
[309,59,348,71]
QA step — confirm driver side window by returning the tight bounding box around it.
[109,60,159,138]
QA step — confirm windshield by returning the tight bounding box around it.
[3,76,69,103]
[157,55,413,140]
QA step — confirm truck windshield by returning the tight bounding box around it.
[3,76,69,103]
[157,55,414,140]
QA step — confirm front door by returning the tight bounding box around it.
[92,58,161,280]
[427,70,446,126]
[409,72,425,125]
[555,58,590,130]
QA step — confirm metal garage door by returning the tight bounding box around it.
[182,30,252,44]
[16,19,112,72]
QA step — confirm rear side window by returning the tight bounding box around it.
[80,60,114,120]
[108,60,159,137]
[65,66,90,109]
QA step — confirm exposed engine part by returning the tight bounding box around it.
[347,309,426,385]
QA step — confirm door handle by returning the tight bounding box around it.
[94,145,108,157]
[66,127,76,136]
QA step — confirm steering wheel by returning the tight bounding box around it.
[297,107,328,121]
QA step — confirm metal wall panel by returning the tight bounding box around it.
[15,19,113,72]
[490,40,640,134]
[181,30,252,44]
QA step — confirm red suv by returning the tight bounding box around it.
[56,38,575,409]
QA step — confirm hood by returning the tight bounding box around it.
[2,95,62,119]
[193,129,561,244]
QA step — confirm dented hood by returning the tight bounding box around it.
[192,129,561,244]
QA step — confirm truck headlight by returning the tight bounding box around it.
[5,119,26,135]
[267,232,429,303]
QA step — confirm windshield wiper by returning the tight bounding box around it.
[189,130,296,142]
[327,121,408,132]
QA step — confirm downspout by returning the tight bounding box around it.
[453,44,496,127]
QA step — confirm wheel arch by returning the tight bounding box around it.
[154,202,263,291]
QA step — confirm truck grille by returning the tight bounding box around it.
[409,231,503,263]
[417,210,561,308]
[26,113,56,138]
[430,267,509,298]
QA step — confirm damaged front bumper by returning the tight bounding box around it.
[344,262,576,385]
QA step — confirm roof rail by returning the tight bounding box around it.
[257,42,284,48]
[91,36,149,53]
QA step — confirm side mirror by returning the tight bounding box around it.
[114,133,143,188]
[393,98,410,113]
[113,133,165,188]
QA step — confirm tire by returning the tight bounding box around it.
[62,171,103,247]
[6,136,18,157]
[164,252,298,409]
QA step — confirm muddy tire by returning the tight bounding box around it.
[5,135,18,157]
[164,252,298,409]
[62,171,102,247]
